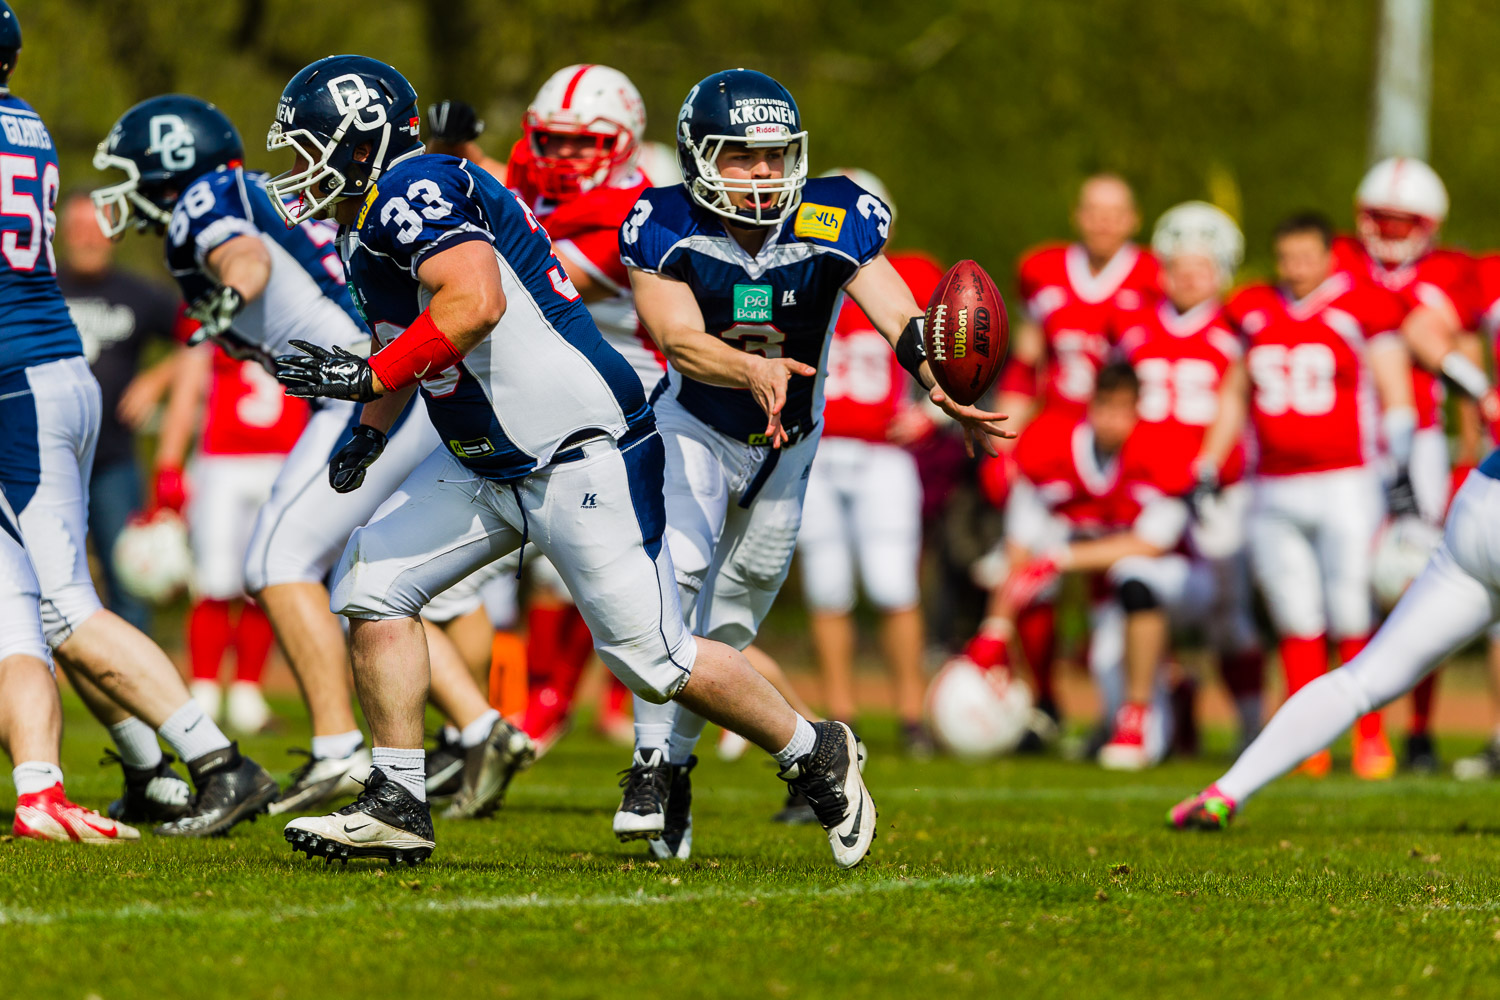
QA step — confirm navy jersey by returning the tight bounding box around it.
[619,175,891,439]
[165,167,365,367]
[341,154,649,481]
[0,95,82,377]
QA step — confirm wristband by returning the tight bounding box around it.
[1440,351,1491,401]
[368,310,464,393]
[895,315,927,383]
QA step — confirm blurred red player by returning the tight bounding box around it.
[155,309,308,733]
[795,169,942,755]
[1225,212,1414,780]
[1114,202,1264,752]
[1332,158,1487,771]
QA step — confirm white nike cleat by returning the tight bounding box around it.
[442,718,535,820]
[648,756,695,860]
[14,784,141,844]
[284,767,434,866]
[268,747,372,816]
[778,721,876,869]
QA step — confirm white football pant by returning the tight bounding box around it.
[1247,466,1383,640]
[330,433,696,703]
[188,453,284,600]
[1218,469,1500,803]
[0,491,48,665]
[797,436,922,614]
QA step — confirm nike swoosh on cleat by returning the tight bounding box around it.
[343,822,371,833]
[837,797,864,848]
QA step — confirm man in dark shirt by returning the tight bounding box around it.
[57,190,181,632]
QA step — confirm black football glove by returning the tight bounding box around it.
[274,339,377,403]
[428,100,484,144]
[329,424,387,493]
[1185,460,1220,519]
[186,285,246,342]
[1385,469,1421,519]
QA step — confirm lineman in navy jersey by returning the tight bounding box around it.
[616,69,1009,858]
[269,55,874,868]
[0,6,279,838]
[94,94,521,820]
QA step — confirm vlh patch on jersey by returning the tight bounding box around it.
[794,203,845,241]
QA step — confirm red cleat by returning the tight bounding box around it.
[14,784,140,844]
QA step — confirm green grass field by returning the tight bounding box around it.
[6,696,1500,1000]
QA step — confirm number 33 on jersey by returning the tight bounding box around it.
[619,174,891,441]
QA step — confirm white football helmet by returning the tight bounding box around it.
[1355,157,1449,266]
[112,509,193,604]
[925,657,1034,759]
[1151,201,1243,286]
[523,64,645,201]
[1371,515,1443,611]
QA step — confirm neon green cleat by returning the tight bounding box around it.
[1167,783,1238,830]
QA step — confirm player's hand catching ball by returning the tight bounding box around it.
[329,425,387,493]
[275,340,379,403]
[747,355,817,448]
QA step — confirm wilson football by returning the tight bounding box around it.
[923,260,1008,405]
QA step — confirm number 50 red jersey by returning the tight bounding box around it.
[1227,274,1406,477]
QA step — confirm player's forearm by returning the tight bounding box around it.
[1062,533,1164,574]
[358,384,415,434]
[155,345,209,468]
[207,236,272,303]
[657,326,762,388]
[1196,367,1247,471]
[1402,304,1461,373]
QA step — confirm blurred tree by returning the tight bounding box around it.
[13,0,1500,289]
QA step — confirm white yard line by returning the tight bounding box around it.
[0,873,996,928]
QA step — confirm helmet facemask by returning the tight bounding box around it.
[1356,207,1437,268]
[524,111,637,202]
[681,123,808,228]
[90,146,173,240]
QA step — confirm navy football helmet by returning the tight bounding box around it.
[267,55,422,226]
[0,1,20,91]
[676,69,808,227]
[91,95,244,239]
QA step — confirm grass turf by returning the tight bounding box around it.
[5,696,1500,999]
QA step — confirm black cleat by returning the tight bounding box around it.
[101,749,192,824]
[425,730,464,799]
[778,721,877,869]
[650,756,695,860]
[267,747,371,816]
[772,788,818,825]
[613,748,670,841]
[154,742,279,837]
[442,718,535,819]
[283,767,435,866]
[1405,732,1440,775]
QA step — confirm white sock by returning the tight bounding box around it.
[108,717,163,768]
[13,761,64,796]
[158,700,233,763]
[633,695,673,755]
[372,747,427,800]
[773,716,818,769]
[667,708,708,765]
[311,730,365,761]
[442,724,461,744]
[459,709,500,749]
[1218,669,1369,802]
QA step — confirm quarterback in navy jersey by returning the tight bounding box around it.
[0,3,282,840]
[95,93,522,820]
[615,69,1010,859]
[269,55,874,868]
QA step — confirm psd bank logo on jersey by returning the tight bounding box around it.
[734,284,774,323]
[148,114,195,171]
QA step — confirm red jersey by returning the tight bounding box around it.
[1227,275,1407,477]
[1013,415,1178,538]
[1016,242,1160,416]
[507,139,663,381]
[1115,301,1246,494]
[822,252,945,441]
[1332,235,1479,430]
[176,311,307,456]
[1472,253,1500,352]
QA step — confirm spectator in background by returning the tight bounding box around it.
[56,190,181,632]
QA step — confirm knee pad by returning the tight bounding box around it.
[1118,578,1160,614]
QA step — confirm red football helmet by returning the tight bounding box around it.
[522,64,645,202]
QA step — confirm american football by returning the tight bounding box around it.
[10,2,1500,998]
[923,259,1008,405]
